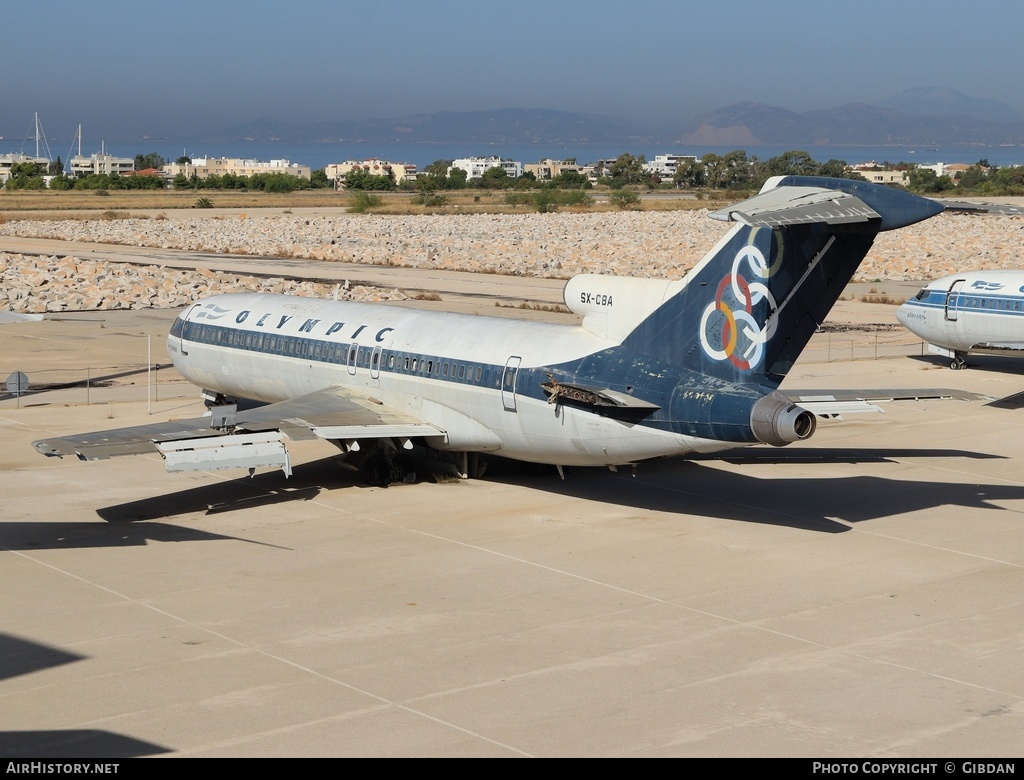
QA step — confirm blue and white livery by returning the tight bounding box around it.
[897,270,1024,369]
[35,177,943,485]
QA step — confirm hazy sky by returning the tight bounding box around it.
[4,0,1023,144]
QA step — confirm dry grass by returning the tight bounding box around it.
[0,187,729,219]
[495,300,571,313]
[0,188,351,216]
[857,286,906,305]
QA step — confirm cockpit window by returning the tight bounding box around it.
[914,288,928,301]
[169,317,184,337]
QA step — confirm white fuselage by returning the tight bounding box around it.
[897,271,1024,358]
[168,293,721,467]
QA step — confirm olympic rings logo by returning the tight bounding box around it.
[698,229,781,370]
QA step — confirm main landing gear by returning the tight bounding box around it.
[337,439,489,487]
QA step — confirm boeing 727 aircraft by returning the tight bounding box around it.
[897,271,1024,369]
[34,176,943,485]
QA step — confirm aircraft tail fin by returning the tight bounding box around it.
[620,176,943,387]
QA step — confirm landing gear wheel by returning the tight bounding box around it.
[950,353,967,370]
[360,452,390,488]
[358,448,416,487]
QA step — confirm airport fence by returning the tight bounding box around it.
[0,361,198,410]
[1,328,930,409]
[803,327,926,365]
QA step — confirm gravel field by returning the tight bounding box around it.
[1,207,1021,313]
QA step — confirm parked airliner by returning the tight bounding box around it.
[897,271,1024,369]
[34,176,943,485]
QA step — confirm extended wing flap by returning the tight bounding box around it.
[33,384,445,473]
[33,418,233,460]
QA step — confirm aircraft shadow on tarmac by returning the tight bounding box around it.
[0,514,297,552]
[986,390,1024,410]
[64,446,1024,537]
[0,634,170,758]
[907,352,1024,378]
[0,634,83,682]
[491,452,1024,534]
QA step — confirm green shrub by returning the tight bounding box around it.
[349,191,382,213]
[608,190,641,210]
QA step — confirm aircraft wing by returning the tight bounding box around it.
[32,385,445,476]
[971,341,1024,353]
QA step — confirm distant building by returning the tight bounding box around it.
[123,168,165,178]
[644,154,698,178]
[164,157,311,181]
[449,156,522,180]
[70,149,134,177]
[916,162,974,180]
[851,163,908,186]
[325,159,417,188]
[582,158,622,183]
[0,152,50,184]
[523,158,583,180]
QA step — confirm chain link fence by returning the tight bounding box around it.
[1,361,198,408]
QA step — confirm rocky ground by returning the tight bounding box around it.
[0,208,1021,313]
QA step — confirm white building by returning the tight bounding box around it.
[449,156,522,180]
[70,149,134,177]
[164,157,311,180]
[644,153,698,178]
[0,152,51,184]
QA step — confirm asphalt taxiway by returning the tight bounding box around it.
[2,292,1023,757]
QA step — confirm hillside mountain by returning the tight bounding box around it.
[196,108,657,145]
[873,87,1024,124]
[196,92,1024,148]
[677,99,1024,146]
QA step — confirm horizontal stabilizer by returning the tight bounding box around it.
[788,398,885,419]
[709,186,879,227]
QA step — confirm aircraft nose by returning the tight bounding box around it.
[895,303,909,326]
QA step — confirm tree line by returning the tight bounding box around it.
[343,150,860,193]
[8,148,1024,196]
